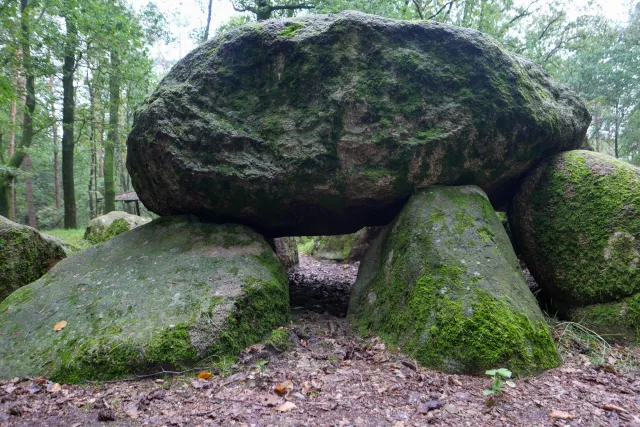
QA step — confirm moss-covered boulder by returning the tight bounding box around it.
[567,295,640,343]
[0,216,71,302]
[349,186,560,375]
[127,11,590,238]
[84,211,150,244]
[0,216,289,382]
[509,150,640,313]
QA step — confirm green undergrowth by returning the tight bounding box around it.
[44,228,89,250]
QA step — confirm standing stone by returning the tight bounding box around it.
[349,186,559,375]
[509,150,640,311]
[269,237,299,271]
[127,11,590,237]
[0,216,71,302]
[0,216,289,382]
[509,150,640,340]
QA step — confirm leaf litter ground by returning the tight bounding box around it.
[1,257,639,426]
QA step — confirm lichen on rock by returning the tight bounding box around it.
[349,186,559,375]
[0,216,289,382]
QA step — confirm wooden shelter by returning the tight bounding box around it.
[115,191,142,216]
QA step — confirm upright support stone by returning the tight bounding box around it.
[349,186,560,375]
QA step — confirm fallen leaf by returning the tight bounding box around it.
[197,371,213,380]
[125,408,139,419]
[444,404,459,414]
[276,401,296,412]
[274,380,294,396]
[505,380,516,388]
[47,383,62,393]
[257,394,281,407]
[603,404,627,413]
[550,410,575,419]
[53,321,67,332]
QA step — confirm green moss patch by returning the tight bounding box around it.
[509,150,640,312]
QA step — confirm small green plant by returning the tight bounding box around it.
[482,368,512,396]
[255,359,269,374]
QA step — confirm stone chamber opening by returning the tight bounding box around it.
[272,214,546,319]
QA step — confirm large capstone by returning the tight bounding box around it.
[127,11,590,237]
[349,186,560,375]
[0,216,289,382]
[509,150,640,315]
[0,216,71,302]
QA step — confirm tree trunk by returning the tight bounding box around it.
[104,49,120,214]
[8,69,18,221]
[62,9,77,228]
[0,0,38,219]
[49,75,61,209]
[23,154,36,228]
[203,0,213,42]
[614,100,620,159]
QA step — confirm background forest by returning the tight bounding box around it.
[1,0,639,232]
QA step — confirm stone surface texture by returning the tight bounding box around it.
[127,11,590,237]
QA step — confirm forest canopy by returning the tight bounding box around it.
[1,0,639,230]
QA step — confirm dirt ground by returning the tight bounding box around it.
[1,257,639,426]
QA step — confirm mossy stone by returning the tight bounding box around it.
[509,150,640,313]
[567,294,640,344]
[0,216,289,383]
[349,186,560,375]
[84,211,150,244]
[0,216,71,302]
[126,11,590,238]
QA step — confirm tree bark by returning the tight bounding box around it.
[614,100,620,159]
[0,0,37,219]
[23,153,36,227]
[49,74,61,209]
[8,69,18,221]
[104,49,120,214]
[62,6,78,228]
[203,0,213,42]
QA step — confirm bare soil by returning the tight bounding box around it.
[1,257,639,426]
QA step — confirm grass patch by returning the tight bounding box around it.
[43,228,90,251]
[297,237,315,255]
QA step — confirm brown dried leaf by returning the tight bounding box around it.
[53,321,67,332]
[274,380,294,396]
[276,401,296,412]
[550,410,575,419]
[197,371,213,380]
